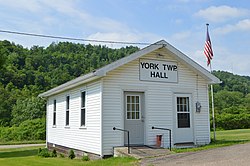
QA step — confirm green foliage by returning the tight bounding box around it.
[215,114,250,130]
[210,71,250,130]
[68,149,75,159]
[0,40,249,133]
[38,148,51,158]
[82,155,90,161]
[0,40,139,128]
[37,148,57,158]
[213,71,250,94]
[51,149,57,157]
[0,118,45,142]
[38,148,42,154]
[59,153,65,158]
[11,97,46,126]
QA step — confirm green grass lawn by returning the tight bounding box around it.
[0,146,136,166]
[173,128,250,153]
[1,129,249,165]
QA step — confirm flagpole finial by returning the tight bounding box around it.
[206,23,209,26]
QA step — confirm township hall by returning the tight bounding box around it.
[39,40,220,158]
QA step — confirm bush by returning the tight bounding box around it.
[51,149,57,157]
[38,148,51,158]
[212,113,250,130]
[38,148,42,154]
[59,153,65,158]
[0,118,45,142]
[17,118,46,140]
[82,155,90,161]
[68,149,75,159]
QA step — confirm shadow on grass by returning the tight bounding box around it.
[210,139,249,145]
[0,149,37,158]
[173,139,250,153]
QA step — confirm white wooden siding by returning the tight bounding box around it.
[47,80,102,156]
[102,48,210,155]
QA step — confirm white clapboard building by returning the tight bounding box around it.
[39,40,220,158]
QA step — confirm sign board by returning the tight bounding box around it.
[139,59,178,83]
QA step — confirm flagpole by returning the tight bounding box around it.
[206,23,216,142]
[209,62,216,142]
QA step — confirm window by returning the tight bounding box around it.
[81,91,86,126]
[53,100,56,126]
[66,95,70,126]
[177,97,190,128]
[126,95,140,120]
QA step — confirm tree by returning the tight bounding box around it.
[11,97,46,126]
[214,90,244,114]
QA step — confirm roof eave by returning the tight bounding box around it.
[94,41,164,76]
[38,72,100,98]
[161,41,221,84]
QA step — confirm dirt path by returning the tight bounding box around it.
[0,144,45,149]
[140,143,250,166]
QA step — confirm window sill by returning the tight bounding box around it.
[79,126,87,129]
[64,126,70,129]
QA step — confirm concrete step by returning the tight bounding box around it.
[114,146,171,159]
[174,142,196,148]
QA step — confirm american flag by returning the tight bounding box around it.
[204,24,213,66]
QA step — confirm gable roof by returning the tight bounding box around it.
[39,40,221,97]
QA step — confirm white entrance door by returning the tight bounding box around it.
[124,92,144,145]
[174,94,194,144]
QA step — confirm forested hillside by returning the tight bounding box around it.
[212,71,250,129]
[0,40,249,142]
[0,40,139,127]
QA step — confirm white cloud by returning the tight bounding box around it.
[86,32,162,48]
[195,5,249,22]
[214,19,250,35]
[0,0,42,12]
[186,47,250,76]
[0,0,154,44]
[170,31,191,41]
[174,19,183,25]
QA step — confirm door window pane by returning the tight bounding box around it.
[177,113,190,128]
[126,95,140,120]
[177,97,190,128]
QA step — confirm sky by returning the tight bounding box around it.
[0,0,249,76]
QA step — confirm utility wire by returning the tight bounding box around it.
[0,29,153,46]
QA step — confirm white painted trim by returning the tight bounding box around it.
[95,43,163,76]
[39,74,100,97]
[162,43,220,84]
[46,100,48,148]
[65,94,70,127]
[173,93,194,144]
[125,94,141,120]
[100,78,103,157]
[79,90,87,128]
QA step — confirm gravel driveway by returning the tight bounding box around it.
[140,142,250,166]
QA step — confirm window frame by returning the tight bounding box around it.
[176,96,191,128]
[53,99,56,127]
[126,95,141,120]
[65,95,70,126]
[80,91,86,127]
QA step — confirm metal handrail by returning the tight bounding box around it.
[113,127,130,154]
[152,126,172,151]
